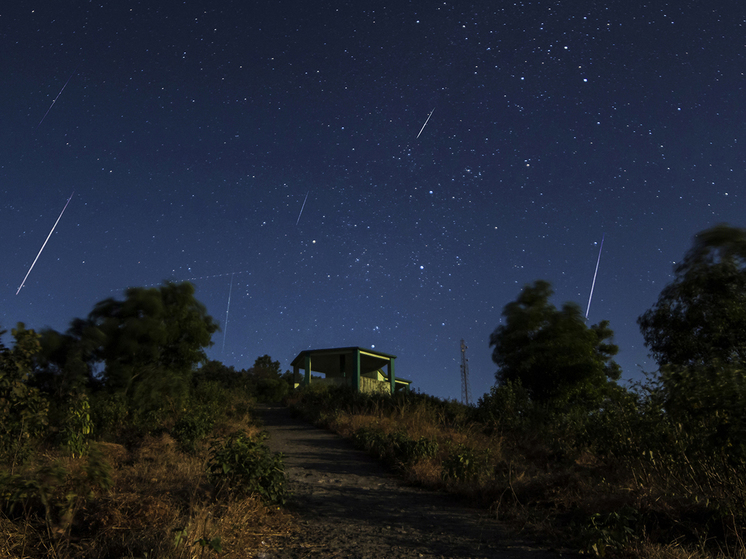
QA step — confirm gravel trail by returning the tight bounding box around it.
[257,404,567,559]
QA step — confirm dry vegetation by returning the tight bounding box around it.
[286,385,746,559]
[0,418,296,559]
[1,326,299,559]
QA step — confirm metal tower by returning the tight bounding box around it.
[460,339,472,405]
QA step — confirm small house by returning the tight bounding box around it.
[290,346,412,394]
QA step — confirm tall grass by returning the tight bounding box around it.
[286,384,746,559]
[0,373,294,559]
[0,425,294,558]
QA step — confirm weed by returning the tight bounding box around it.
[172,411,215,453]
[62,393,93,457]
[352,427,438,468]
[206,431,286,505]
[575,505,642,557]
[173,526,223,557]
[441,444,492,483]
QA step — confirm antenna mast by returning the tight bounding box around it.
[460,339,472,405]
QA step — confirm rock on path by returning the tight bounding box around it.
[257,404,566,559]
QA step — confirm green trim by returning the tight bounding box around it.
[388,360,395,394]
[353,348,361,392]
[304,353,311,387]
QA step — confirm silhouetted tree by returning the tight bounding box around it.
[85,282,219,409]
[34,318,104,397]
[638,223,746,367]
[249,354,281,379]
[489,280,621,403]
[0,324,49,465]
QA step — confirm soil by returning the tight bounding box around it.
[256,404,569,559]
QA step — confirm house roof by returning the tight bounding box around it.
[290,346,396,377]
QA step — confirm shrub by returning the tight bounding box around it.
[441,444,492,483]
[62,393,94,457]
[89,391,129,442]
[574,505,643,557]
[0,445,112,542]
[253,377,289,403]
[0,324,49,468]
[475,380,534,435]
[206,431,285,505]
[661,361,746,464]
[172,411,215,453]
[352,427,438,468]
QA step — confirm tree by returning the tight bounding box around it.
[249,355,281,379]
[0,324,49,467]
[247,355,289,402]
[34,318,104,398]
[86,282,219,406]
[489,280,621,403]
[658,360,746,462]
[638,223,746,367]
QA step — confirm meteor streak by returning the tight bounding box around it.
[585,233,605,319]
[222,273,234,355]
[416,108,435,139]
[36,66,78,130]
[16,192,75,295]
[296,190,310,225]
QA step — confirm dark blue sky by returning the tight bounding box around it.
[2,1,744,399]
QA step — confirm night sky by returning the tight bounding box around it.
[2,1,744,400]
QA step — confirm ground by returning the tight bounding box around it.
[257,404,569,559]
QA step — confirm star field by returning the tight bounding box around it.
[2,1,744,399]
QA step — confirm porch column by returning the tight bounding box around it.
[388,359,395,394]
[304,353,311,387]
[353,349,361,392]
[293,364,299,389]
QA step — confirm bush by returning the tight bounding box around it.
[661,361,746,464]
[441,444,492,483]
[61,393,94,457]
[352,427,439,468]
[574,505,642,557]
[475,379,534,434]
[88,391,129,441]
[206,431,286,505]
[253,377,289,403]
[172,411,215,453]
[0,445,112,539]
[0,324,49,468]
[288,384,472,431]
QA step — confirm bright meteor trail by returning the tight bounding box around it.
[222,273,234,355]
[585,233,605,319]
[416,108,435,139]
[16,192,75,295]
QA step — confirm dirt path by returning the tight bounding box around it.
[257,404,566,559]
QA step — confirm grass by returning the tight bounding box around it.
[286,385,746,559]
[0,419,295,558]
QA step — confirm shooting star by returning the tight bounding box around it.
[416,107,435,139]
[295,190,310,225]
[585,233,605,319]
[36,66,79,130]
[16,192,75,295]
[222,273,234,355]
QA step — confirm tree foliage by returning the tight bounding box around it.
[658,360,746,462]
[0,324,49,467]
[85,281,219,398]
[249,354,281,379]
[638,223,746,367]
[34,318,104,398]
[88,282,218,391]
[489,280,621,403]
